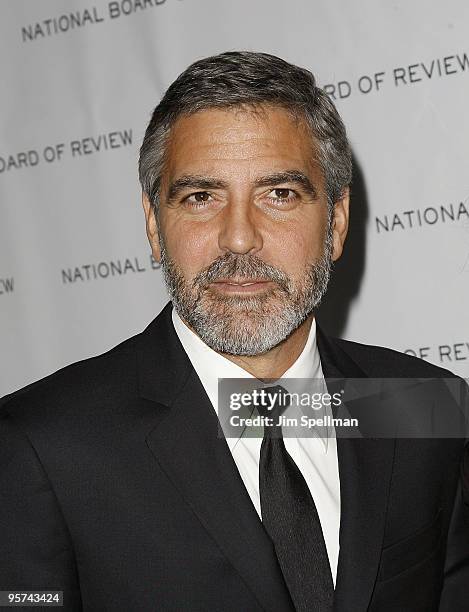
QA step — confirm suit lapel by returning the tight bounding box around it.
[317,327,396,612]
[137,305,395,611]
[139,303,294,612]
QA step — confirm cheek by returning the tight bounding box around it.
[163,219,219,276]
[268,223,326,274]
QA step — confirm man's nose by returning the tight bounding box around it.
[217,200,263,255]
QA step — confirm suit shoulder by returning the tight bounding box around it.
[333,336,458,379]
[0,331,143,425]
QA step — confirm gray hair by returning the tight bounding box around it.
[139,51,352,210]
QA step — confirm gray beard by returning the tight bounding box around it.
[159,227,333,356]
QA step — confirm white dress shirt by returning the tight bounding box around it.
[171,309,341,584]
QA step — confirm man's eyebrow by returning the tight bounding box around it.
[254,171,318,199]
[166,175,229,202]
[165,170,319,202]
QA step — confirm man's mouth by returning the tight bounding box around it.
[209,278,275,293]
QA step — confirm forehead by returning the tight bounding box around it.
[162,105,322,183]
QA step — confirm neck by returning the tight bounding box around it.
[221,315,314,380]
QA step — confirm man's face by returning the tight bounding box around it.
[143,105,349,355]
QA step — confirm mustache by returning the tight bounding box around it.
[192,253,290,293]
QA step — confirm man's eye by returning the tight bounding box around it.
[186,191,212,205]
[267,188,296,202]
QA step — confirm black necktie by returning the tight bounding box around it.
[258,385,334,612]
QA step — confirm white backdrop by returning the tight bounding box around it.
[1,0,468,396]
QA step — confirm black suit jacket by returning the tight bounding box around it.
[1,302,468,611]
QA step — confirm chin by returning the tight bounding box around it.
[192,311,305,356]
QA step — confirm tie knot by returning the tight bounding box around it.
[256,385,291,421]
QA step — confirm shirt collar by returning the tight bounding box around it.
[171,308,329,451]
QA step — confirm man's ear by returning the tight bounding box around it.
[141,191,161,263]
[331,187,350,262]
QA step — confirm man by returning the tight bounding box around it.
[1,51,468,611]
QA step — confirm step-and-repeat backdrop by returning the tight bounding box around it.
[1,0,468,395]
